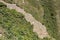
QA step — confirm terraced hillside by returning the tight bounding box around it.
[1,0,60,40]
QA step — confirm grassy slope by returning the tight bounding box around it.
[55,0,60,40]
[3,0,60,40]
[40,0,59,40]
[3,0,44,23]
[0,2,40,40]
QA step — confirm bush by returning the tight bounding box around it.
[0,2,7,7]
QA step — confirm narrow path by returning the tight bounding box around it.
[0,0,49,39]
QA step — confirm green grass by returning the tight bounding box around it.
[0,3,40,40]
[3,0,44,23]
[2,0,60,40]
[23,0,44,23]
[40,0,58,40]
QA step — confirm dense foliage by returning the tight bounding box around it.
[0,2,40,40]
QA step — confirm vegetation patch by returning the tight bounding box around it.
[0,2,40,40]
[3,0,44,23]
[40,0,58,40]
[2,0,60,40]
